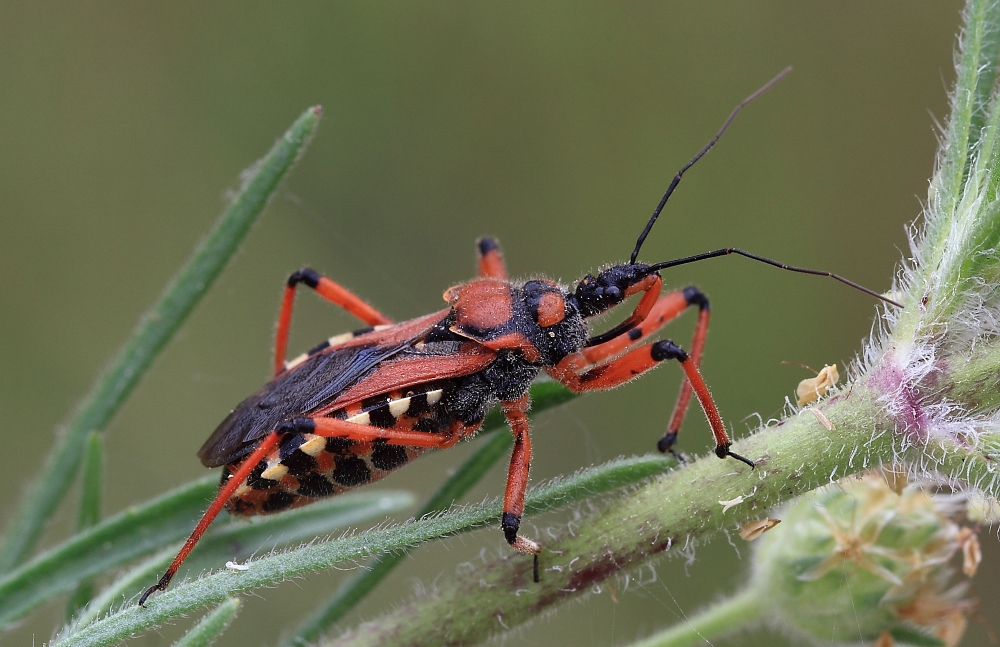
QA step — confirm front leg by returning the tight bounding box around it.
[500,395,541,582]
[550,340,754,468]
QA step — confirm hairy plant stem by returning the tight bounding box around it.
[327,346,1000,647]
[52,455,674,647]
[321,2,1000,642]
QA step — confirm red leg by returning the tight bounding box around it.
[576,286,712,454]
[477,237,507,279]
[139,414,473,605]
[275,268,392,376]
[499,396,541,580]
[290,416,472,448]
[580,288,690,365]
[549,337,751,468]
[140,431,283,605]
[662,290,710,452]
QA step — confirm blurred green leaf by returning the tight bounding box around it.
[0,106,323,574]
[172,598,241,647]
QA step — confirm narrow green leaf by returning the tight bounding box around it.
[287,429,514,646]
[938,0,986,219]
[66,431,104,620]
[285,380,576,646]
[54,455,674,647]
[966,1,1000,162]
[0,106,324,574]
[179,491,415,576]
[71,547,178,630]
[75,431,104,533]
[69,490,412,631]
[0,476,216,628]
[172,598,241,647]
[0,476,409,628]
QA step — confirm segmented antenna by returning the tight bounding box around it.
[629,67,793,265]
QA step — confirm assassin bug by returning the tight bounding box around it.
[139,67,899,605]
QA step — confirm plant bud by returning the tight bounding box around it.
[752,472,976,646]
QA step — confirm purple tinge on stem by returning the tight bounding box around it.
[871,358,930,442]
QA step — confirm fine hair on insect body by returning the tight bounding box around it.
[139,66,899,605]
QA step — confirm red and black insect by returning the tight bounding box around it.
[139,68,898,605]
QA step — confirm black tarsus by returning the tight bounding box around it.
[682,285,709,310]
[630,67,792,265]
[719,444,756,470]
[287,267,320,289]
[477,237,499,255]
[139,572,172,607]
[650,339,688,363]
[501,511,521,545]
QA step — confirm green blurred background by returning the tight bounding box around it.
[2,2,994,645]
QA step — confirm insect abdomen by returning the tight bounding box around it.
[222,385,461,515]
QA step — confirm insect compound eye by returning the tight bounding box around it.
[604,286,621,300]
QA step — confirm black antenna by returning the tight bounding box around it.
[649,249,903,308]
[630,67,793,265]
[628,66,902,309]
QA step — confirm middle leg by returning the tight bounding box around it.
[499,395,541,582]
[275,268,392,375]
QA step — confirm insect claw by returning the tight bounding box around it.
[138,584,160,607]
[726,448,756,470]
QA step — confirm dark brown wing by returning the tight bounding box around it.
[198,341,412,467]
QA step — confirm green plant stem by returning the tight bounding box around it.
[66,431,104,620]
[53,454,674,647]
[0,474,409,628]
[0,106,323,575]
[322,349,1000,647]
[286,423,515,646]
[172,598,241,647]
[72,546,179,630]
[627,588,764,647]
[286,381,575,647]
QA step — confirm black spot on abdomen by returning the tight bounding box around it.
[282,449,318,476]
[371,441,408,471]
[262,491,296,512]
[332,456,372,486]
[325,437,354,454]
[247,461,277,491]
[296,473,336,497]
